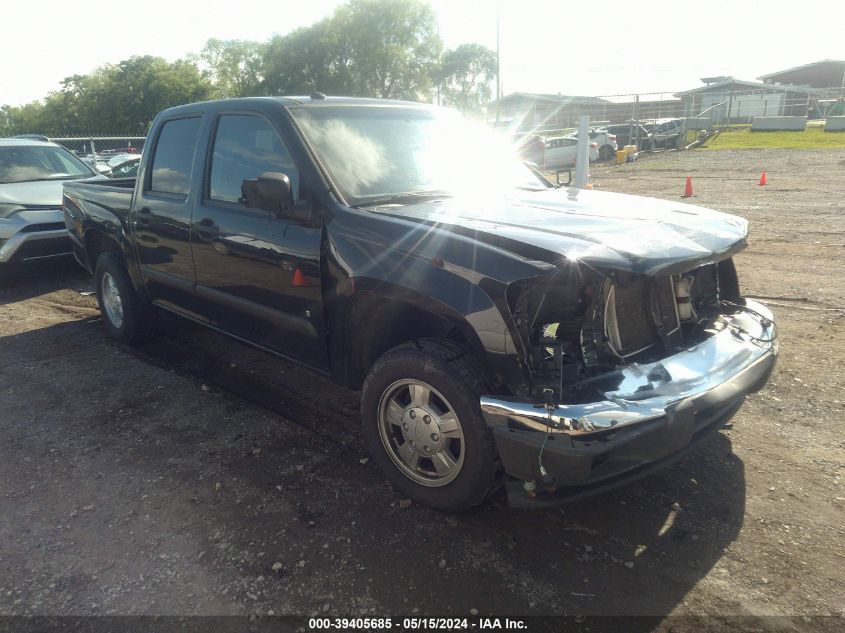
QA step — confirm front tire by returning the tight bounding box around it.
[361,339,500,512]
[95,251,156,344]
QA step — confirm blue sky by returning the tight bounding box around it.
[1,0,842,107]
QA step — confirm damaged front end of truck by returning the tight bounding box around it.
[481,251,777,507]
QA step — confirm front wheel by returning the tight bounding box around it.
[95,251,156,344]
[360,339,500,512]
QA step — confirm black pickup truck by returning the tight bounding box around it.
[63,96,777,510]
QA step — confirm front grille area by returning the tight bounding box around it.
[19,222,67,233]
[605,277,660,358]
[514,259,733,401]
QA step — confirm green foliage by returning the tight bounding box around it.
[436,43,497,114]
[2,56,212,136]
[195,38,267,98]
[0,0,498,135]
[262,0,442,100]
[333,0,442,99]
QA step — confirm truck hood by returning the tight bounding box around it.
[370,187,749,276]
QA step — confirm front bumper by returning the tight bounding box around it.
[0,209,72,264]
[480,300,777,507]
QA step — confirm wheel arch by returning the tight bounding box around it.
[83,225,146,295]
[335,282,495,391]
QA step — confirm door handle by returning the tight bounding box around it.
[138,207,151,214]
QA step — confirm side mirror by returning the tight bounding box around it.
[242,172,293,213]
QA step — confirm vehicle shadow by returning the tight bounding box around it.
[0,259,92,305]
[0,316,746,624]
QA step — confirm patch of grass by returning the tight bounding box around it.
[702,126,845,150]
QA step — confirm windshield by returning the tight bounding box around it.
[291,105,548,206]
[0,145,95,184]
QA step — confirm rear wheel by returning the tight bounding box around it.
[361,339,500,511]
[95,251,156,344]
[598,144,615,161]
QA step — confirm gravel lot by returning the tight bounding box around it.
[0,148,843,630]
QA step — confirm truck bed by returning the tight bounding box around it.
[63,178,137,273]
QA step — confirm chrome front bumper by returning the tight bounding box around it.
[481,300,777,436]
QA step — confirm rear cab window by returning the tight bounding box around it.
[149,117,202,195]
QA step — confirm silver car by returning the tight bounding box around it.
[0,138,100,269]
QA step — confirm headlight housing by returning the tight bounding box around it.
[0,203,24,219]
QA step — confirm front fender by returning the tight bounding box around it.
[324,207,551,394]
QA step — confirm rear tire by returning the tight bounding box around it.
[598,144,615,161]
[95,251,156,344]
[360,339,500,512]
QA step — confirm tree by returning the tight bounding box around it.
[0,102,46,137]
[261,0,442,100]
[2,56,212,136]
[436,44,497,114]
[79,56,213,133]
[262,21,351,96]
[195,38,266,98]
[335,0,442,99]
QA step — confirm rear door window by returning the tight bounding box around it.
[149,117,201,195]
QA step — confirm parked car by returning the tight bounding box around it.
[96,148,140,161]
[107,155,141,178]
[642,118,684,149]
[0,138,101,270]
[64,96,777,511]
[543,136,599,169]
[78,154,113,176]
[566,127,619,161]
[12,134,51,142]
[605,123,653,150]
[510,133,545,165]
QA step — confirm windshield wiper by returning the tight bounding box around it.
[353,191,452,208]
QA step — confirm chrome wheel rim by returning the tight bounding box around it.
[377,379,465,487]
[101,272,124,328]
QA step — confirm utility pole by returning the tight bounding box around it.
[495,4,501,124]
[574,115,590,188]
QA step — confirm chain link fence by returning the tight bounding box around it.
[492,85,845,153]
[42,136,147,175]
[52,135,146,157]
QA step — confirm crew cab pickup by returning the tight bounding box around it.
[64,96,777,510]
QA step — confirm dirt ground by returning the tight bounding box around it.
[0,148,842,630]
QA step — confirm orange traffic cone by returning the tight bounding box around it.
[292,269,311,287]
[682,176,693,198]
[759,171,767,186]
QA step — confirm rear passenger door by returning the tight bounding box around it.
[191,112,328,370]
[133,115,202,311]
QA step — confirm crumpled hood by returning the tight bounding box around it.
[371,187,749,276]
[0,180,65,206]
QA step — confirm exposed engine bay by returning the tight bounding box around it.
[509,258,746,403]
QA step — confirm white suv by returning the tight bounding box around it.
[0,139,100,270]
[543,136,599,170]
[568,128,619,161]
